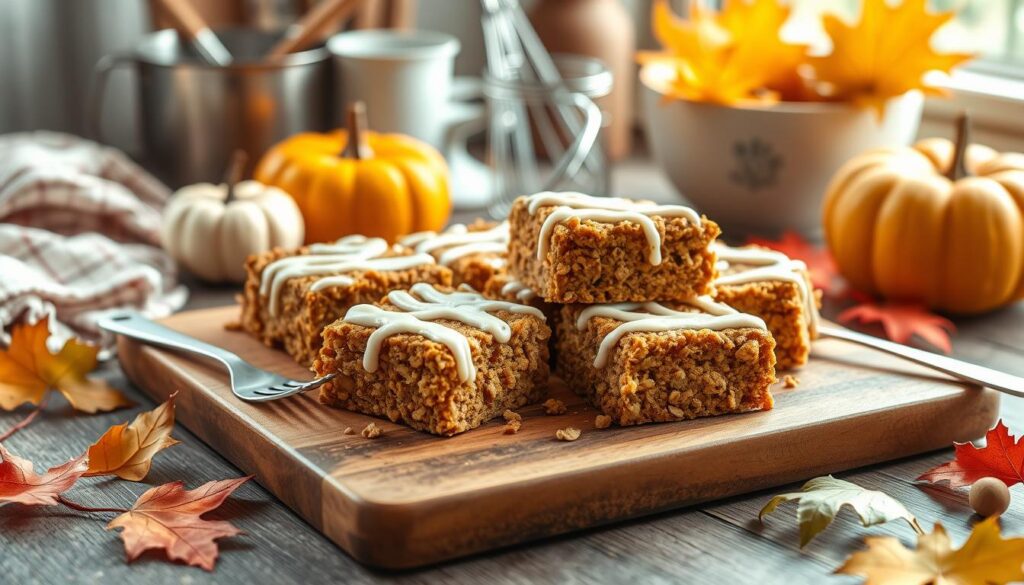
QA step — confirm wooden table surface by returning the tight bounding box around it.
[4,162,1024,584]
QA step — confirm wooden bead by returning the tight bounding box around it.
[969,477,1011,517]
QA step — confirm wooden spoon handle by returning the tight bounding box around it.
[155,0,233,66]
[267,0,363,59]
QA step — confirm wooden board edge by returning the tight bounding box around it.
[320,388,999,568]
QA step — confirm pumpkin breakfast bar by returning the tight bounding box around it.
[712,244,820,370]
[555,299,776,426]
[313,284,550,436]
[240,235,451,366]
[399,220,509,291]
[507,192,720,303]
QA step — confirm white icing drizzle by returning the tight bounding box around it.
[399,222,510,266]
[438,242,508,266]
[713,243,820,334]
[575,296,767,368]
[309,235,389,257]
[500,279,537,302]
[345,283,545,382]
[524,191,701,266]
[259,234,435,317]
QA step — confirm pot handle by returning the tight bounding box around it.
[87,53,139,153]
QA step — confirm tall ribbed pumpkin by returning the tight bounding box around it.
[254,102,451,244]
[823,116,1024,314]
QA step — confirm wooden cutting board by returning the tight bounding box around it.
[115,306,999,569]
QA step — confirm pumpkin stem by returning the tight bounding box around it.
[341,101,374,160]
[223,149,248,205]
[946,112,970,181]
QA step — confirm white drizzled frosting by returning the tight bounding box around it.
[500,279,537,302]
[399,222,510,266]
[575,296,767,368]
[525,191,701,265]
[713,243,820,334]
[344,283,545,382]
[259,235,435,317]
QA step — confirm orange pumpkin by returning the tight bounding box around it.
[254,102,451,244]
[823,116,1024,314]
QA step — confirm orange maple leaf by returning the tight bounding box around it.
[810,0,973,115]
[0,444,88,507]
[107,477,251,571]
[746,231,840,294]
[0,316,132,413]
[85,393,180,481]
[838,301,955,354]
[918,420,1024,488]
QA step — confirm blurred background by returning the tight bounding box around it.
[3,0,1021,151]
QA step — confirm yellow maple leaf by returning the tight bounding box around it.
[836,517,1024,585]
[639,0,807,105]
[810,0,973,115]
[718,0,810,101]
[0,317,132,413]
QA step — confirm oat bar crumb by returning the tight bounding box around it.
[782,375,799,389]
[555,427,581,441]
[361,422,383,439]
[594,415,612,429]
[504,419,522,435]
[543,398,567,415]
[503,409,522,423]
[224,320,243,332]
[343,427,355,435]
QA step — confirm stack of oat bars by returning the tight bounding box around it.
[242,191,818,436]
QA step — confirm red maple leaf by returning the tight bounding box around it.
[0,444,88,507]
[746,231,840,295]
[838,301,956,354]
[918,420,1024,488]
[107,476,251,571]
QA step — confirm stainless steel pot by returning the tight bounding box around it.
[90,28,330,188]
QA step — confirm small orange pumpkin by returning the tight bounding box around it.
[823,115,1024,314]
[254,102,451,244]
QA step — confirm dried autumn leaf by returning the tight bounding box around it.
[838,302,955,354]
[746,231,840,294]
[107,477,250,571]
[760,475,921,547]
[836,517,1024,585]
[0,316,132,413]
[810,0,973,115]
[85,393,180,481]
[0,444,87,507]
[919,420,1023,488]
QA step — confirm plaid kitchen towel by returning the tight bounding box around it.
[0,132,187,354]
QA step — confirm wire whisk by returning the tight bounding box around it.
[481,0,609,218]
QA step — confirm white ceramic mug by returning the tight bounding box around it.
[327,30,491,208]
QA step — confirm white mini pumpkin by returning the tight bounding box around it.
[161,177,304,283]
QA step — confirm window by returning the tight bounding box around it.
[782,0,1024,78]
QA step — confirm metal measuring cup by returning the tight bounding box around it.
[89,28,331,188]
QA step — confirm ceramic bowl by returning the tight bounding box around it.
[640,62,923,238]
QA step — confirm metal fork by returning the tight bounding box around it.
[98,312,335,402]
